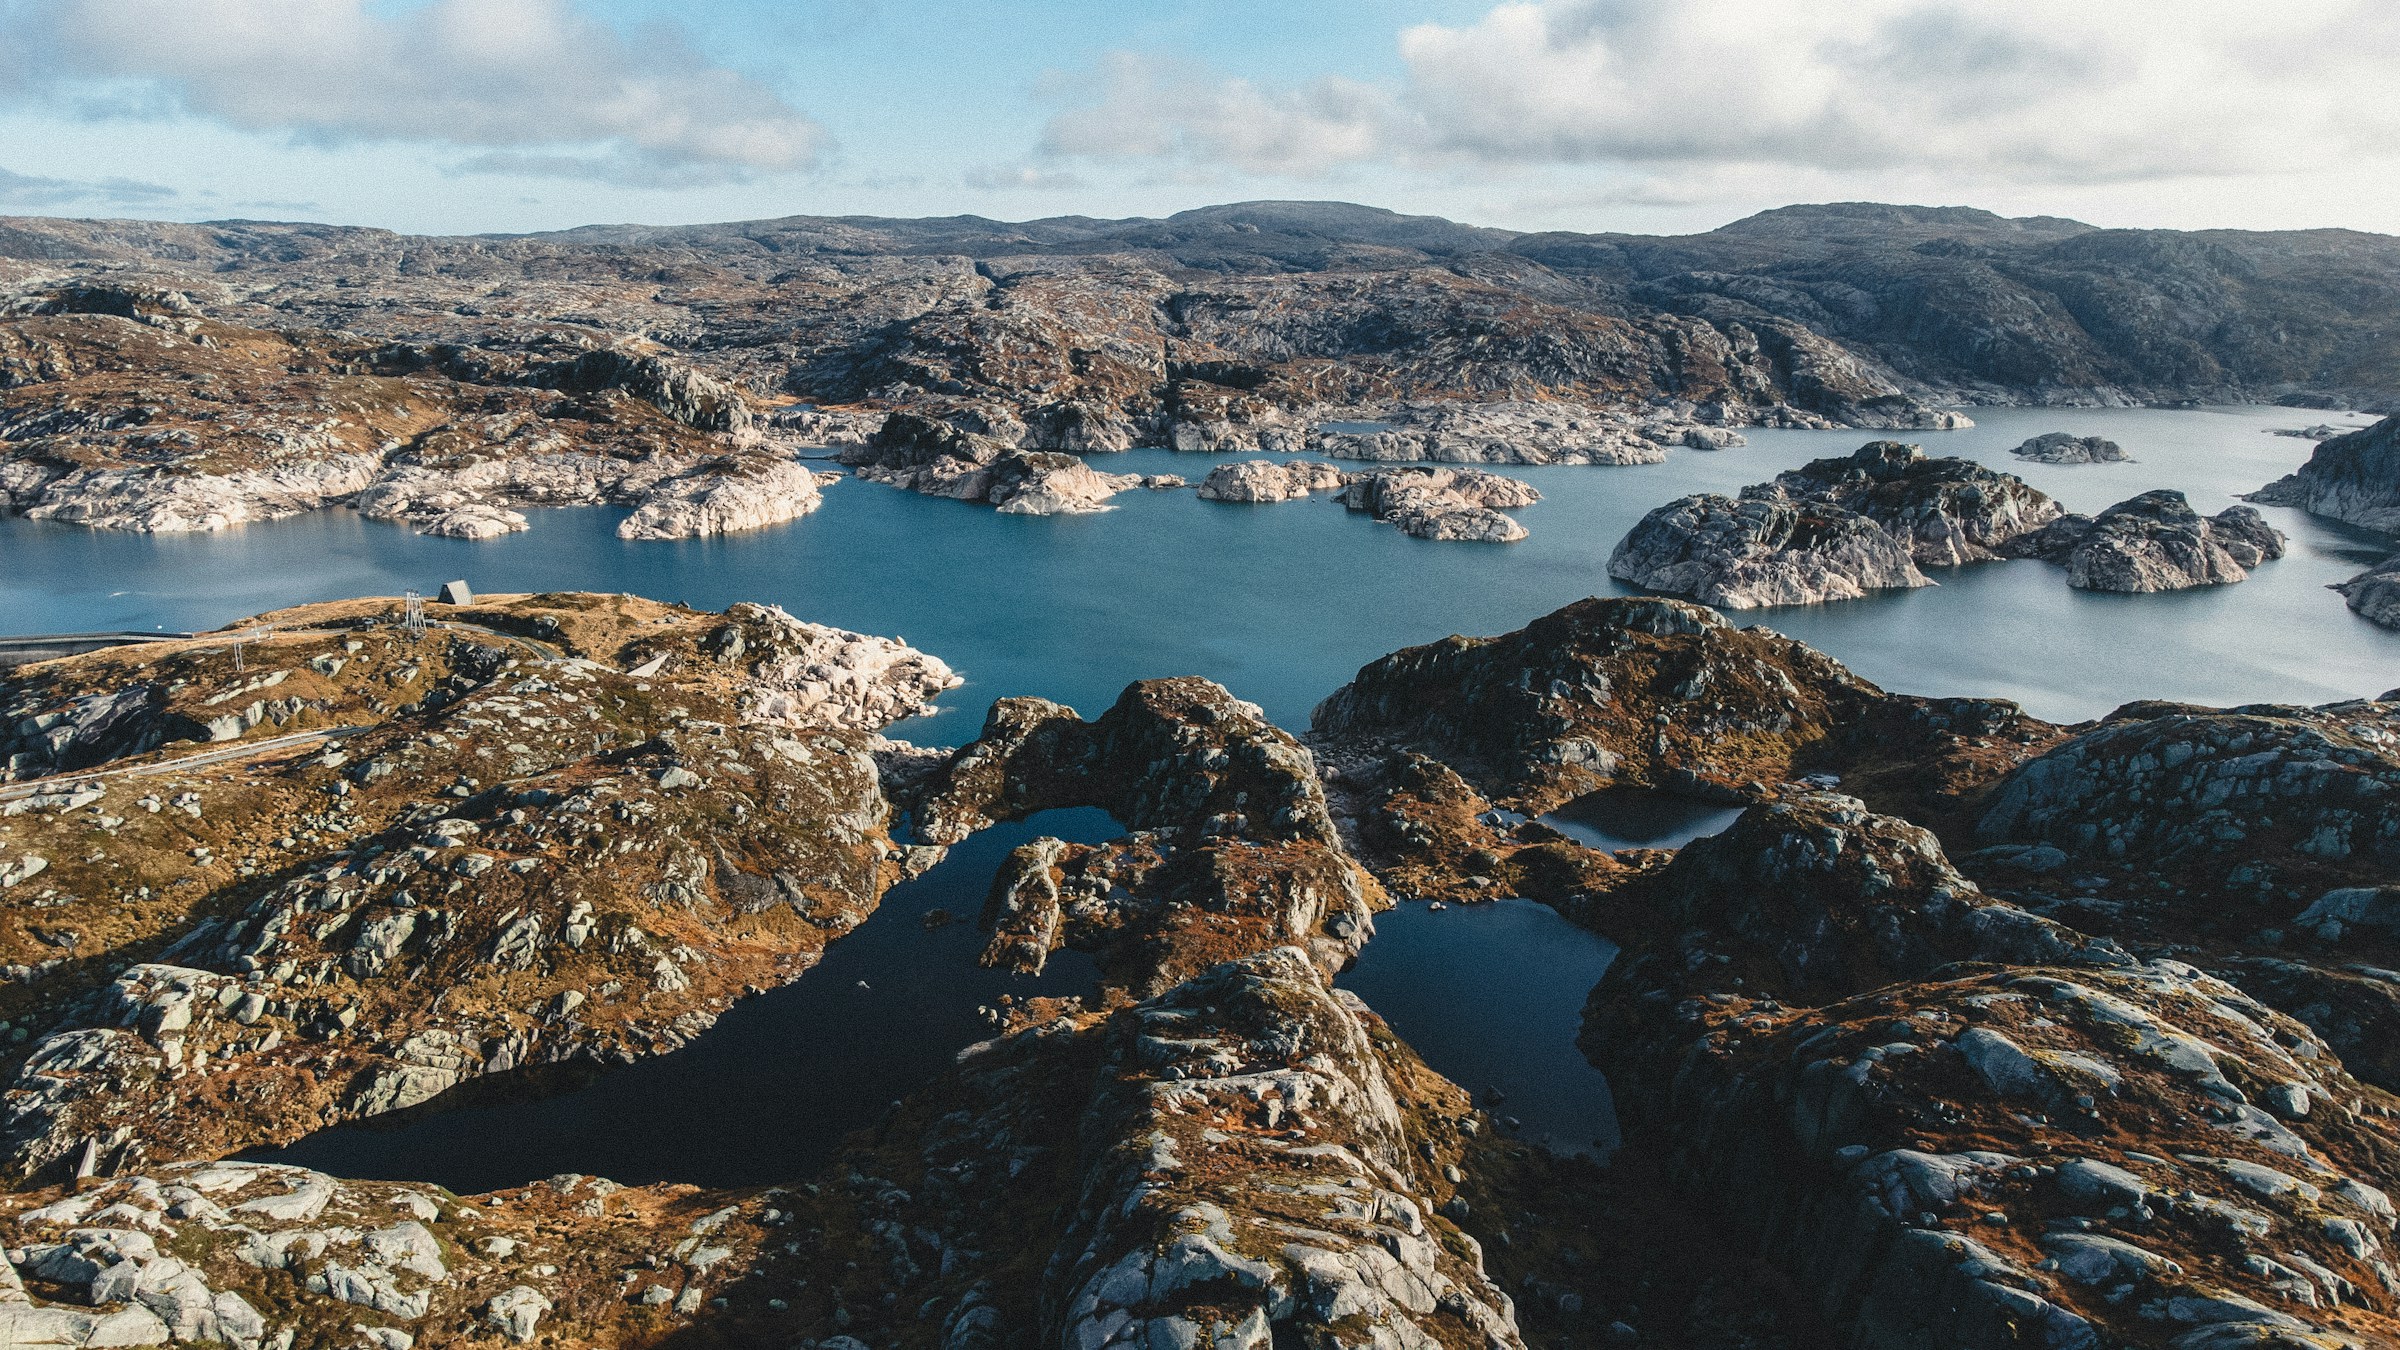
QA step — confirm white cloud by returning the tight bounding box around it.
[0,164,176,208]
[1039,52,1397,178]
[1039,1,2400,191]
[5,0,827,184]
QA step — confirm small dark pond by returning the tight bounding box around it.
[247,809,1120,1191]
[1337,898,1621,1157]
[1539,789,1748,853]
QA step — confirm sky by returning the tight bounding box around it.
[0,0,2396,239]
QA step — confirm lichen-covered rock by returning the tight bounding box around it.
[905,679,1377,990]
[2249,415,2400,532]
[1051,948,1525,1350]
[1773,440,2066,566]
[0,593,956,1172]
[0,1163,774,1350]
[841,412,1158,514]
[1308,400,1675,465]
[1972,699,2400,932]
[1608,489,1930,607]
[2012,432,2130,464]
[1310,596,2059,819]
[2006,490,2288,591]
[1593,958,2400,1350]
[615,459,832,540]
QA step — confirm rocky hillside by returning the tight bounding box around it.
[4,202,2397,535]
[0,587,2395,1348]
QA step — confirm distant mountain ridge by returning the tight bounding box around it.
[3,199,2396,425]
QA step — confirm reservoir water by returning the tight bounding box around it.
[3,406,2393,741]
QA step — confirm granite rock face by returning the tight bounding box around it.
[1608,489,1930,607]
[2011,431,2130,463]
[1771,440,2067,566]
[2249,415,2400,532]
[841,411,1167,513]
[2007,490,2288,591]
[1309,400,1689,465]
[0,306,819,539]
[1195,458,1347,502]
[614,460,835,541]
[1338,465,1541,542]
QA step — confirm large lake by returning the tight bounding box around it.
[4,405,2393,740]
[13,404,2397,1188]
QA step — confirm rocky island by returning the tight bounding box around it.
[0,586,2390,1349]
[1614,441,2291,605]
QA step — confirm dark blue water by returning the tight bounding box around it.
[4,406,2391,740]
[1540,790,1748,853]
[246,809,1120,1190]
[1338,898,1620,1157]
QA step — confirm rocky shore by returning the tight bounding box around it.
[1194,459,1542,540]
[2249,415,2400,533]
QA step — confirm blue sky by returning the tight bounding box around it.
[2,0,2396,237]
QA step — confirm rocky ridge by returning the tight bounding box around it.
[1303,595,2400,1348]
[0,580,2393,1348]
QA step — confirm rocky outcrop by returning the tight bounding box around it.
[1050,948,1524,1350]
[1610,441,2064,607]
[1972,698,2400,933]
[2005,490,2287,590]
[1338,465,1540,542]
[615,459,835,541]
[2012,431,2130,463]
[1195,458,1347,502]
[841,412,1172,514]
[2336,554,2400,628]
[1603,957,2400,1350]
[1608,490,1929,607]
[2249,415,2400,532]
[1772,440,2067,566]
[1309,596,2061,824]
[899,678,1375,992]
[0,593,957,1171]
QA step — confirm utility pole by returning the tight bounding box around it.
[402,592,427,641]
